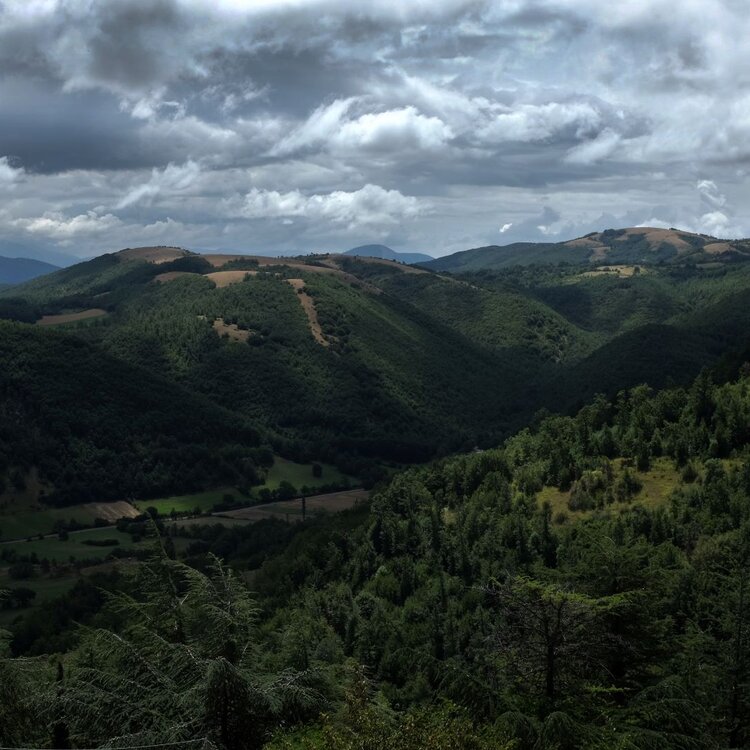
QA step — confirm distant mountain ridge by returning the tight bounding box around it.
[343,244,433,264]
[0,255,59,285]
[425,226,750,272]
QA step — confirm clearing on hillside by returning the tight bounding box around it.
[36,308,108,326]
[537,457,680,524]
[118,246,188,264]
[212,317,253,342]
[206,270,256,288]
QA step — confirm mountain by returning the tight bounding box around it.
[4,238,750,506]
[343,243,433,264]
[425,226,750,272]
[0,255,58,285]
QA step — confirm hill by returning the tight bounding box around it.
[9,366,750,748]
[343,243,433,264]
[0,255,58,285]
[425,226,750,272]
[0,320,268,507]
[4,240,750,506]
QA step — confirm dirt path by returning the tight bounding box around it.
[286,278,329,346]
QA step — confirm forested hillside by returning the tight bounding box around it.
[0,321,268,506]
[4,366,750,748]
[4,242,750,508]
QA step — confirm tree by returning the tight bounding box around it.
[52,553,325,750]
[487,576,603,716]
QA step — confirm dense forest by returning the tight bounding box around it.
[5,241,750,508]
[4,363,750,748]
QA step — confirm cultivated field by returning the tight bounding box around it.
[0,500,139,542]
[206,270,256,287]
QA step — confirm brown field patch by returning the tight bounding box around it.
[118,246,188,264]
[286,278,328,346]
[217,488,368,523]
[153,271,199,283]
[703,242,733,255]
[37,308,108,326]
[205,270,257,287]
[212,317,252,342]
[620,227,694,251]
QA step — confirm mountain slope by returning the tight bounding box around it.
[0,255,59,285]
[425,227,750,272]
[0,320,267,506]
[5,239,750,501]
[343,244,433,264]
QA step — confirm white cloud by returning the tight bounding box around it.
[273,100,452,157]
[479,102,603,144]
[116,160,201,209]
[499,223,512,233]
[696,179,726,210]
[334,107,453,152]
[13,210,122,240]
[271,98,356,156]
[0,156,24,185]
[234,183,423,227]
[565,128,622,164]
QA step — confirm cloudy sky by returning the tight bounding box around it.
[0,0,748,262]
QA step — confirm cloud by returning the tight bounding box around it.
[1,0,750,255]
[116,160,201,209]
[0,157,24,186]
[13,210,122,241]
[274,101,452,157]
[233,184,424,227]
[565,128,621,164]
[479,101,603,144]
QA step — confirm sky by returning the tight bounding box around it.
[0,0,748,263]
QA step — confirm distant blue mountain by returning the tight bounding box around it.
[0,255,59,285]
[343,244,433,265]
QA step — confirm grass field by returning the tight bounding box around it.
[135,487,238,516]
[0,527,148,563]
[262,457,351,491]
[135,458,353,517]
[538,457,681,523]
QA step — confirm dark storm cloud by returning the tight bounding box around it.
[0,80,149,172]
[0,0,749,261]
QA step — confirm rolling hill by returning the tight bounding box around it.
[4,238,750,508]
[425,226,750,272]
[0,255,58,285]
[343,244,433,264]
